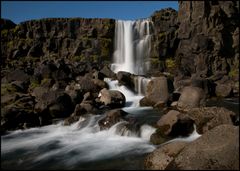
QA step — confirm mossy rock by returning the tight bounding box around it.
[29,80,40,90]
[7,41,14,49]
[1,29,8,37]
[228,68,238,79]
[1,83,18,96]
[165,58,177,74]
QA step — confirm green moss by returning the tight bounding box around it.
[101,48,109,58]
[228,68,238,78]
[22,56,39,63]
[1,83,17,96]
[99,38,111,59]
[19,38,33,45]
[159,32,166,38]
[166,58,176,69]
[150,58,160,69]
[7,41,14,49]
[29,81,40,90]
[41,78,51,85]
[92,55,99,62]
[72,54,85,62]
[12,25,20,34]
[165,58,177,75]
[1,29,8,37]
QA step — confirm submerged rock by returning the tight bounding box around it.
[98,109,128,130]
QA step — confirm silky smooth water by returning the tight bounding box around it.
[111,19,152,75]
[1,114,157,170]
[1,18,203,170]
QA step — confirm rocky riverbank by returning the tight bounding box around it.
[1,1,239,170]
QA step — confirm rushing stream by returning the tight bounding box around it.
[1,19,237,170]
[1,114,157,170]
[1,19,157,170]
[1,76,160,170]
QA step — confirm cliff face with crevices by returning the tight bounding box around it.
[149,8,179,74]
[1,1,239,81]
[1,18,115,69]
[176,1,239,79]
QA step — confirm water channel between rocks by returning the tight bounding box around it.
[1,19,239,170]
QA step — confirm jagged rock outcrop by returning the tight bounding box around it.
[1,18,115,71]
[176,1,239,81]
[149,8,179,74]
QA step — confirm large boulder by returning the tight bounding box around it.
[166,124,239,170]
[177,86,206,110]
[215,82,233,97]
[99,65,116,79]
[65,82,84,105]
[99,88,126,108]
[156,110,180,135]
[1,94,40,131]
[116,71,134,89]
[63,103,89,126]
[2,70,30,93]
[33,88,74,121]
[76,75,107,94]
[34,61,57,79]
[1,93,18,106]
[145,76,172,105]
[144,141,188,170]
[185,107,236,134]
[156,110,194,136]
[150,110,194,145]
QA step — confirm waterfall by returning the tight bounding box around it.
[134,76,151,95]
[111,19,153,75]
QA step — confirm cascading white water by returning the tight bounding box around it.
[104,78,144,107]
[134,76,151,95]
[111,19,152,75]
[1,113,157,170]
[110,19,153,97]
[1,18,203,170]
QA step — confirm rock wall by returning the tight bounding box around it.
[149,8,179,74]
[176,1,239,79]
[1,18,115,70]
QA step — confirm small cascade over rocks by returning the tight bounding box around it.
[134,76,151,95]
